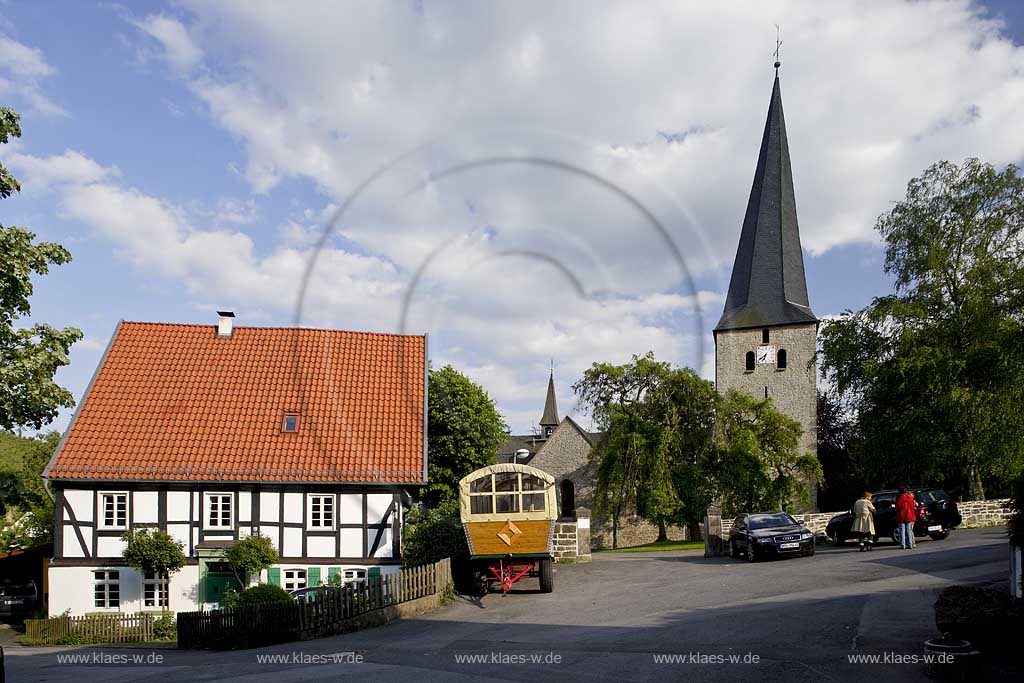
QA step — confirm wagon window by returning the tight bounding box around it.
[523,493,545,512]
[494,472,519,491]
[522,474,546,491]
[470,475,493,493]
[496,492,520,513]
[471,495,494,514]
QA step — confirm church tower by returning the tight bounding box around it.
[539,370,559,438]
[714,67,818,486]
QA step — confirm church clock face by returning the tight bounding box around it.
[756,345,776,364]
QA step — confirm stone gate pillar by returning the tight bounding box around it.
[703,506,725,558]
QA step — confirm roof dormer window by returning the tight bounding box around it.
[283,414,299,433]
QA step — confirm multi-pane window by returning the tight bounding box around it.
[343,569,366,585]
[205,493,233,529]
[94,570,120,608]
[100,492,128,529]
[466,472,546,515]
[143,572,168,608]
[309,495,334,528]
[283,569,307,591]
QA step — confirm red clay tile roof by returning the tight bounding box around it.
[45,322,426,483]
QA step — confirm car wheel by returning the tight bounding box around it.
[929,530,950,541]
[891,528,901,544]
[746,542,757,563]
[805,544,815,557]
[729,541,738,558]
[833,532,846,546]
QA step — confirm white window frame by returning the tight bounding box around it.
[143,571,169,608]
[98,491,129,530]
[93,569,120,609]
[283,568,307,591]
[342,568,366,585]
[204,492,234,530]
[307,494,335,529]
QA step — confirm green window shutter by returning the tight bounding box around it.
[307,567,321,587]
[267,567,281,586]
[368,567,381,579]
[328,567,341,584]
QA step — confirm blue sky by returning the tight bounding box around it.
[2,1,1023,434]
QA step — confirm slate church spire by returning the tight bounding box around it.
[715,69,816,331]
[539,369,559,437]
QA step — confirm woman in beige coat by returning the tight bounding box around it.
[852,492,876,551]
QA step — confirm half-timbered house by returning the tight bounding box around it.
[42,313,427,615]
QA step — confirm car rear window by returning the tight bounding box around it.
[0,583,35,597]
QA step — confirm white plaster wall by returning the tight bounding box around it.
[283,526,302,556]
[97,535,126,559]
[260,492,280,523]
[49,565,202,616]
[339,494,362,524]
[168,523,190,555]
[61,525,85,557]
[340,528,362,556]
[133,491,158,524]
[367,494,392,523]
[167,491,190,521]
[261,524,280,550]
[238,491,252,522]
[283,492,303,524]
[367,528,392,558]
[64,489,93,522]
[307,535,335,557]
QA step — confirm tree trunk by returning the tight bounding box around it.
[656,519,668,542]
[968,462,985,501]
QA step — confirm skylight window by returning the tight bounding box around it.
[283,414,299,432]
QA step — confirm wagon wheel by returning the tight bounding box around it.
[538,559,554,593]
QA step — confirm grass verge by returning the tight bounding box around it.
[596,539,704,553]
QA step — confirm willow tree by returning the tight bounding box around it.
[820,158,1024,499]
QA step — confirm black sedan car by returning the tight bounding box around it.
[825,488,962,545]
[728,512,815,562]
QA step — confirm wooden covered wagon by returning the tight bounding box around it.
[458,463,557,594]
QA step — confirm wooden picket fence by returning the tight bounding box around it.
[25,612,159,645]
[177,558,451,649]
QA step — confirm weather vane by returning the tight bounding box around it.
[774,24,782,72]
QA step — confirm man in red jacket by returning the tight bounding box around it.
[895,486,917,549]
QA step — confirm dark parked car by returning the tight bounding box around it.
[825,488,962,545]
[0,580,38,622]
[729,512,815,562]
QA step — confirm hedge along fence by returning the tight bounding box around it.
[24,612,173,645]
[177,558,452,650]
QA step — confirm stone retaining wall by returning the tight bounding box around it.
[719,498,1011,538]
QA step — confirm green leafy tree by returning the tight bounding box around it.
[0,430,59,549]
[820,159,1024,499]
[121,528,187,611]
[576,354,819,546]
[422,365,507,508]
[402,499,467,567]
[816,391,861,512]
[712,390,822,516]
[0,108,82,431]
[224,534,279,586]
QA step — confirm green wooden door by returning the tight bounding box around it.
[203,561,241,604]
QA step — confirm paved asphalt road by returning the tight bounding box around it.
[5,527,1013,682]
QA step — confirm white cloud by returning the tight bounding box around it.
[7,150,120,192]
[132,14,203,74]
[0,33,64,116]
[21,1,1024,431]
